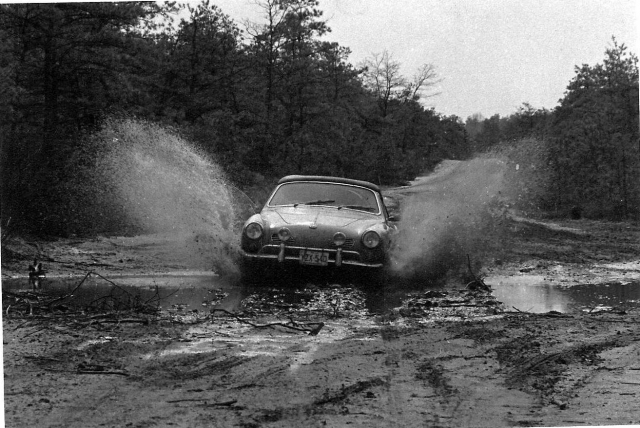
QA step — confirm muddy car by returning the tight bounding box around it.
[240,175,397,282]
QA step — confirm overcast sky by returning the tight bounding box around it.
[208,0,638,120]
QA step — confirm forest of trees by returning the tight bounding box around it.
[0,1,638,236]
[465,38,639,219]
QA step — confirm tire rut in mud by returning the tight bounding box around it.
[244,377,388,425]
[494,319,640,405]
[415,359,457,397]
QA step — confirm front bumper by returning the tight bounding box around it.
[241,244,384,268]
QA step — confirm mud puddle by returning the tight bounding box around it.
[2,274,430,317]
[6,273,639,319]
[489,275,640,313]
[2,274,244,313]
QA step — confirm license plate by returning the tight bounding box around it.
[299,249,329,266]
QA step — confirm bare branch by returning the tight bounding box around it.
[410,63,441,100]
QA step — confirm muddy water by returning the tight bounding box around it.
[2,275,245,313]
[2,275,412,315]
[4,274,640,315]
[489,275,640,313]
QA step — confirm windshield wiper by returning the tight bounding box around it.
[338,205,375,211]
[293,199,336,207]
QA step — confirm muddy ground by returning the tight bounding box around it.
[3,174,640,427]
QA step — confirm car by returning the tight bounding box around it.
[239,175,398,283]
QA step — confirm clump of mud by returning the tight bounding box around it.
[84,119,239,274]
[242,286,368,318]
[389,158,511,282]
[398,289,504,320]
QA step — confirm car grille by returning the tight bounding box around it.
[271,234,355,249]
[328,238,355,249]
[271,234,296,245]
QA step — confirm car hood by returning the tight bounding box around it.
[262,206,379,228]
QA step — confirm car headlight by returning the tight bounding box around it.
[362,231,381,248]
[245,222,263,240]
[278,227,291,242]
[333,232,346,247]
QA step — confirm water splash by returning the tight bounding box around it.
[388,158,510,282]
[92,119,239,274]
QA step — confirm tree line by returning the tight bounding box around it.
[464,39,639,219]
[0,1,637,236]
[1,0,468,235]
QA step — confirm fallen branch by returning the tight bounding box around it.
[446,303,493,308]
[466,254,490,291]
[43,271,93,307]
[92,272,137,298]
[77,370,130,376]
[1,216,13,244]
[199,399,238,407]
[308,322,325,336]
[512,340,618,376]
[167,398,211,403]
[167,398,237,406]
[56,261,114,268]
[77,363,129,376]
[23,326,48,338]
[211,309,324,335]
[24,355,63,363]
[91,318,150,325]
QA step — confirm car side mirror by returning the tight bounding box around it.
[388,214,401,222]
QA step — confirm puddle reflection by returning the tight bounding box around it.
[489,275,640,313]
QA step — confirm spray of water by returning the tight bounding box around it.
[92,119,239,274]
[389,158,511,283]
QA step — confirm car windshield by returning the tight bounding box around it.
[269,182,380,213]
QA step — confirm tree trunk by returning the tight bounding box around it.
[43,24,58,150]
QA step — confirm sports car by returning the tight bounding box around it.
[240,175,397,282]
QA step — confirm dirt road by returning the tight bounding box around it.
[3,164,640,427]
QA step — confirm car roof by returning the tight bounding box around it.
[278,175,380,192]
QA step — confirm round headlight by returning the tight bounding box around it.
[245,222,263,240]
[362,231,381,248]
[333,232,346,247]
[278,227,291,241]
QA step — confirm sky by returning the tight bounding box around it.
[205,0,639,120]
